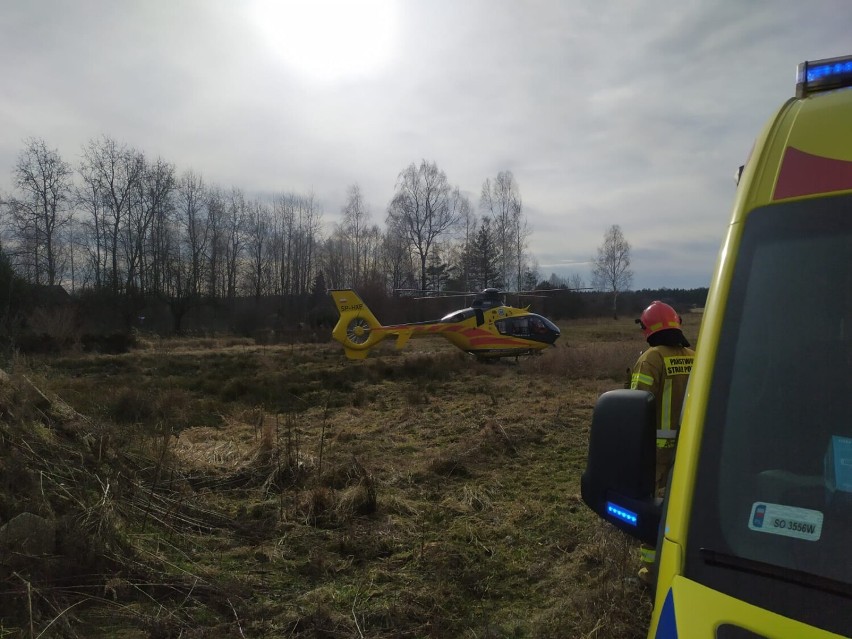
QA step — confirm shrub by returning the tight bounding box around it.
[15,332,72,354]
[108,387,156,424]
[81,332,137,354]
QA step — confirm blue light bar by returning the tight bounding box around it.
[806,60,852,82]
[796,55,852,98]
[606,501,638,526]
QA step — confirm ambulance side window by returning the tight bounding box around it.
[687,197,852,612]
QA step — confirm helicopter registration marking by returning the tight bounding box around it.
[340,304,364,311]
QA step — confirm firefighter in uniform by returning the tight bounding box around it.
[630,301,695,580]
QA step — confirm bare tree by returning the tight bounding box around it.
[221,188,246,300]
[591,224,633,318]
[6,137,73,285]
[480,170,527,291]
[328,187,383,291]
[340,183,371,288]
[387,160,462,291]
[448,196,478,292]
[320,234,348,290]
[244,199,272,299]
[382,226,415,294]
[568,273,586,291]
[79,136,144,295]
[205,187,225,298]
[510,197,532,292]
[361,224,384,289]
[177,171,209,299]
[131,156,175,295]
[143,162,178,298]
[77,157,108,290]
[303,194,324,296]
[261,191,323,299]
[157,170,208,332]
[269,193,293,296]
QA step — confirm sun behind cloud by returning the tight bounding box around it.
[250,0,398,82]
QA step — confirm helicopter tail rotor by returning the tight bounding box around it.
[328,290,388,359]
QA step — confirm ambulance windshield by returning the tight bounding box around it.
[686,194,852,634]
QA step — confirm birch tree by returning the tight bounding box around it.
[591,224,633,318]
[480,170,528,291]
[387,160,462,292]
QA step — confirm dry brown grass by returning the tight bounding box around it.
[535,340,644,381]
[0,318,658,638]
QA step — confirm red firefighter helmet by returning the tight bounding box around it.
[636,301,681,339]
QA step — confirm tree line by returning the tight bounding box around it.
[0,136,563,338]
[0,136,709,349]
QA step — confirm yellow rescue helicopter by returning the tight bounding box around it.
[329,288,561,360]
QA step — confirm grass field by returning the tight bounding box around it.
[0,314,702,638]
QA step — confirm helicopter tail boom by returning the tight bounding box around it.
[329,289,390,359]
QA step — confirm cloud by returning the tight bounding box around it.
[1,0,849,290]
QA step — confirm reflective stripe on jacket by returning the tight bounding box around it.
[630,345,695,445]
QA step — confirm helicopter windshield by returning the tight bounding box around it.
[494,314,559,342]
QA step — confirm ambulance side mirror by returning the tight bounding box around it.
[580,389,661,546]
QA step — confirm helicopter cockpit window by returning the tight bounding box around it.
[528,316,549,335]
[496,317,529,336]
[495,315,559,340]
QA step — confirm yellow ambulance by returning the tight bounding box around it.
[582,55,852,638]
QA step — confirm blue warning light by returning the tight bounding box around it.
[806,60,852,82]
[797,55,852,97]
[606,501,638,526]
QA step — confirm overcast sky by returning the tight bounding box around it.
[2,1,850,289]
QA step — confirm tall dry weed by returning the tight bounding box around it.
[533,342,644,381]
[26,306,81,345]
